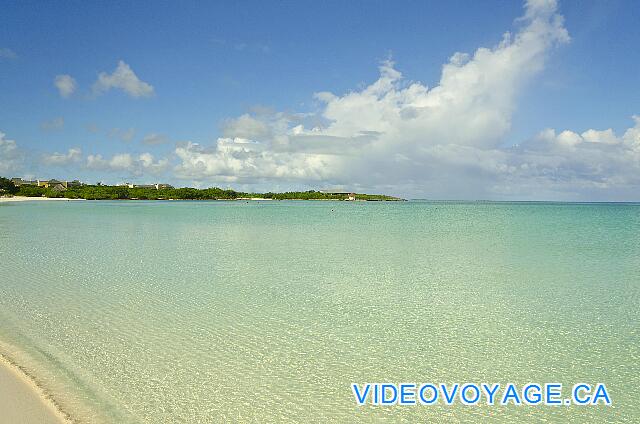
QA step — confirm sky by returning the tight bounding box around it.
[1,0,639,200]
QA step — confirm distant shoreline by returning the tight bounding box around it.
[2,180,404,201]
[0,196,404,202]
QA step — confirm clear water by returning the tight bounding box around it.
[0,200,638,422]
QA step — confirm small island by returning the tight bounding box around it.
[0,177,403,201]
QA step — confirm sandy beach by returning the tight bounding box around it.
[0,196,82,202]
[0,356,68,424]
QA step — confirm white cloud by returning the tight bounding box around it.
[222,114,272,140]
[580,128,618,145]
[171,0,587,198]
[42,147,82,165]
[0,132,22,174]
[93,61,154,98]
[54,75,77,98]
[87,153,133,170]
[138,152,170,173]
[86,152,168,175]
[19,1,640,200]
[40,117,65,131]
[494,116,640,199]
[174,139,332,183]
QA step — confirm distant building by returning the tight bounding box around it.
[11,178,84,188]
[11,178,38,186]
[320,189,357,200]
[122,182,174,190]
[39,179,66,188]
[320,189,352,194]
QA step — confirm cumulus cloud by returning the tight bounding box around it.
[41,147,82,165]
[504,116,640,197]
[40,117,65,131]
[0,132,22,174]
[19,0,640,200]
[86,152,168,175]
[222,114,273,140]
[93,61,154,98]
[138,152,170,173]
[87,153,133,170]
[174,139,333,183]
[172,0,602,198]
[54,75,77,98]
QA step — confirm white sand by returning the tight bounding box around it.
[0,196,82,202]
[0,357,69,424]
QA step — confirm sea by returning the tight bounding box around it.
[0,200,638,422]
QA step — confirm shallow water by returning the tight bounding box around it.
[0,200,638,422]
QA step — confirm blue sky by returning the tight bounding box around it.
[1,0,639,200]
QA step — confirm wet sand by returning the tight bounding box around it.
[0,357,68,424]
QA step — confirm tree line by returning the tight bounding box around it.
[0,177,401,201]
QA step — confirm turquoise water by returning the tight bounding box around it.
[0,200,638,422]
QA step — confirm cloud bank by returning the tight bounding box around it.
[170,0,589,198]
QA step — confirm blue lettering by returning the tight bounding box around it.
[572,384,591,405]
[381,384,398,405]
[419,384,438,404]
[501,383,521,405]
[352,384,370,405]
[482,383,500,405]
[441,384,459,405]
[545,383,562,405]
[523,384,542,405]
[399,384,416,405]
[461,384,480,405]
[592,384,611,405]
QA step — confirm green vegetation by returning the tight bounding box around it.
[2,177,402,201]
[260,191,399,201]
[0,177,19,195]
[57,186,244,200]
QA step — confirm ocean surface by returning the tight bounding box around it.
[0,200,638,423]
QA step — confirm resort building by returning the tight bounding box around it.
[11,178,38,186]
[121,182,175,190]
[38,179,63,188]
[320,189,357,201]
[11,178,84,188]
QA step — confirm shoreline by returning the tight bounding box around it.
[1,196,402,202]
[0,354,71,424]
[0,196,85,202]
